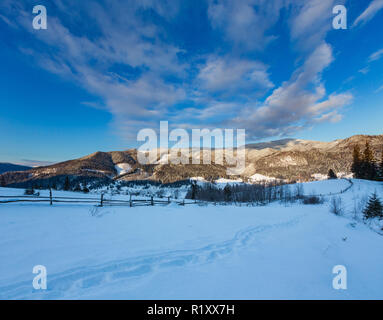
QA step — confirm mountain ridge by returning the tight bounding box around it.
[1,134,382,188]
[0,163,32,175]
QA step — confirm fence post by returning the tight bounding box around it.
[49,188,52,206]
[151,196,154,206]
[168,196,170,204]
[181,199,185,206]
[100,193,104,207]
[130,194,132,207]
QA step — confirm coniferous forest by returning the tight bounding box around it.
[351,142,383,181]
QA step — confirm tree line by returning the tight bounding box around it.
[186,180,312,205]
[351,142,383,181]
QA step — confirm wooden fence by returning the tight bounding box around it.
[0,192,198,207]
[0,179,354,208]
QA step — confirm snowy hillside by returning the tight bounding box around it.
[0,179,382,299]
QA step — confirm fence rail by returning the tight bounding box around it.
[0,179,354,207]
[0,193,198,207]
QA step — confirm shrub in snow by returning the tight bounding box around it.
[363,193,383,220]
[302,195,323,205]
[24,187,35,195]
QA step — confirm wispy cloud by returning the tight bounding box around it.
[289,0,341,50]
[207,0,285,51]
[358,67,370,75]
[368,48,383,62]
[354,47,383,77]
[1,0,189,137]
[353,0,383,27]
[197,56,274,95]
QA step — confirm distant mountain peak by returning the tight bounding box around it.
[0,163,32,175]
[245,138,298,150]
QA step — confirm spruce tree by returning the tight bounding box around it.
[380,149,383,180]
[0,175,5,187]
[328,169,337,179]
[190,181,197,200]
[362,142,377,180]
[63,176,71,191]
[223,185,232,202]
[363,193,383,219]
[351,145,362,178]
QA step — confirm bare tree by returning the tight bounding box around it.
[330,196,343,215]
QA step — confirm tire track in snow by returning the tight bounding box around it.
[0,215,304,299]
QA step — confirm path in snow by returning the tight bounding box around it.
[0,215,304,299]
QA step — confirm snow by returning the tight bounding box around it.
[298,178,352,195]
[311,172,354,181]
[280,155,297,165]
[0,179,383,299]
[190,177,205,181]
[311,173,328,181]
[249,173,278,182]
[337,172,354,179]
[215,178,243,184]
[33,168,57,176]
[114,163,132,176]
[156,153,170,164]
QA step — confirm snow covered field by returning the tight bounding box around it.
[0,179,383,299]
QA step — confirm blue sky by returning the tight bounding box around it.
[0,0,383,165]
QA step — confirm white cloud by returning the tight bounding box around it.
[358,67,370,75]
[207,0,285,51]
[368,48,383,62]
[207,0,342,52]
[353,0,383,27]
[177,102,241,122]
[228,43,353,139]
[313,110,343,123]
[289,0,341,50]
[197,56,274,93]
[354,48,383,78]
